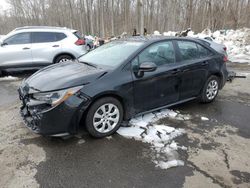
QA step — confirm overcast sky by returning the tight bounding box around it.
[0,0,10,11]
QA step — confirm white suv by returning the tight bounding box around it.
[0,26,87,75]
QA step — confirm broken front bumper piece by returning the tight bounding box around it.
[18,87,90,136]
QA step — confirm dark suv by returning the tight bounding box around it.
[18,37,228,138]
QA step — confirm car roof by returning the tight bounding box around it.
[118,35,202,44]
[11,26,77,33]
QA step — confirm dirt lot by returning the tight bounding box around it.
[0,63,250,188]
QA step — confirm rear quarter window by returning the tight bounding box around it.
[198,39,211,46]
[73,31,83,39]
[197,43,214,58]
[177,40,214,61]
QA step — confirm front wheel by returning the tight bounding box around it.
[85,97,123,138]
[200,75,220,103]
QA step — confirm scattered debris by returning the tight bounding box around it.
[77,139,85,145]
[227,71,247,82]
[117,109,187,169]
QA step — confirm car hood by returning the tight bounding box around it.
[23,61,108,92]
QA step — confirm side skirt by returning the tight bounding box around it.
[134,97,197,118]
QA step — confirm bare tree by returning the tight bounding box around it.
[1,0,250,36]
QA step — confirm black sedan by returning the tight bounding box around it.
[18,37,228,138]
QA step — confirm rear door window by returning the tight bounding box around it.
[138,41,176,66]
[177,41,200,60]
[32,32,66,43]
[4,32,31,45]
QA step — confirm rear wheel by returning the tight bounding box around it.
[85,97,123,138]
[54,55,73,64]
[200,75,220,103]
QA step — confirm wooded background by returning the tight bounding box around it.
[0,0,250,36]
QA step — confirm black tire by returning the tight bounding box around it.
[200,75,220,103]
[85,97,123,138]
[54,55,73,64]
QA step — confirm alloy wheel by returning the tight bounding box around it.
[59,58,70,63]
[206,80,218,100]
[93,103,120,133]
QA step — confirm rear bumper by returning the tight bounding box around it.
[220,63,228,88]
[71,46,88,58]
[18,88,90,136]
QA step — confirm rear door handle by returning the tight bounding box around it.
[23,47,30,50]
[52,45,60,47]
[182,68,190,73]
[171,68,181,75]
[202,61,209,66]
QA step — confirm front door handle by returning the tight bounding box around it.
[52,45,60,47]
[171,68,181,75]
[23,47,30,50]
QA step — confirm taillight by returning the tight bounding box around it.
[223,47,227,51]
[75,39,85,45]
[223,56,228,62]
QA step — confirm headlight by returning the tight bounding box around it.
[33,86,83,106]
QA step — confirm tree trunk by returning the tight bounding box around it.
[111,0,115,36]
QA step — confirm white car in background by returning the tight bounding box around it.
[0,26,87,75]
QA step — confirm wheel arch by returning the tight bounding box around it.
[209,72,223,89]
[78,92,127,129]
[53,52,76,63]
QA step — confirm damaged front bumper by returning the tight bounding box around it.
[18,87,90,136]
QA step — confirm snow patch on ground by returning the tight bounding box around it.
[238,72,250,76]
[198,28,250,64]
[155,160,185,169]
[117,109,188,169]
[163,31,176,36]
[201,116,209,121]
[0,76,19,81]
[153,30,161,36]
[163,28,250,64]
[199,29,250,64]
[213,28,250,64]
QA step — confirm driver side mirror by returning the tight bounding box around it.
[136,62,157,77]
[139,62,157,72]
[0,40,7,47]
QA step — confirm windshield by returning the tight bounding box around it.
[78,41,144,67]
